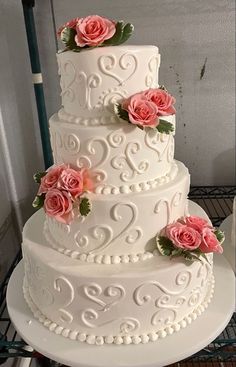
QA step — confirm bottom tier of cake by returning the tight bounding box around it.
[22,209,214,346]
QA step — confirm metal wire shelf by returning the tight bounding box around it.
[0,186,235,366]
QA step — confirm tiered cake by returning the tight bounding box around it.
[22,17,221,346]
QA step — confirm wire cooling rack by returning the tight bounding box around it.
[0,186,235,366]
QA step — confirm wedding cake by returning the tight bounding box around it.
[22,16,224,345]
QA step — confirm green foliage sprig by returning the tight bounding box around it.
[60,21,134,52]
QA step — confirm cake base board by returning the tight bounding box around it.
[7,202,235,367]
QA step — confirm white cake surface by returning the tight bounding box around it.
[43,161,189,264]
[57,45,160,118]
[22,209,214,345]
[49,113,176,192]
[22,40,217,346]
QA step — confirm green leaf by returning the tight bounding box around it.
[103,21,124,45]
[159,85,168,91]
[115,104,129,122]
[32,194,45,209]
[33,171,47,184]
[157,120,174,134]
[61,27,82,51]
[214,229,225,244]
[117,23,134,45]
[170,249,183,258]
[156,236,175,256]
[200,253,211,264]
[79,197,91,217]
[182,251,201,262]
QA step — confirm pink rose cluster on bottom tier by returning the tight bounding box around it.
[156,215,224,262]
[22,208,216,346]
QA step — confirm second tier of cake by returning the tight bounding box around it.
[43,161,189,264]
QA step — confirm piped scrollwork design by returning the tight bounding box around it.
[111,142,149,182]
[154,191,182,225]
[119,318,140,334]
[133,271,192,326]
[96,88,128,113]
[89,202,143,254]
[145,55,160,87]
[107,130,126,148]
[50,130,80,163]
[145,129,174,162]
[133,271,192,307]
[77,71,102,109]
[60,61,76,102]
[83,283,125,312]
[98,53,138,86]
[188,288,201,307]
[77,137,110,184]
[54,276,75,323]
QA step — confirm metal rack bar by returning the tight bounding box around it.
[21,0,52,169]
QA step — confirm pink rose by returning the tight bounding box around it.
[165,222,201,250]
[75,15,116,47]
[57,168,84,198]
[82,169,94,192]
[144,89,176,116]
[199,228,223,254]
[122,94,159,127]
[38,165,67,195]
[44,189,73,224]
[57,18,79,37]
[180,215,210,233]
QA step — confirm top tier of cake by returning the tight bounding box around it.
[57,45,160,119]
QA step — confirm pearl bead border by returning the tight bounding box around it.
[58,108,119,126]
[94,163,178,195]
[23,275,215,346]
[44,221,154,265]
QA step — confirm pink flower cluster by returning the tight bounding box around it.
[38,165,92,224]
[58,15,116,47]
[121,88,176,128]
[164,216,223,254]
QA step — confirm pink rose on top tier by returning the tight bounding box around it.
[57,17,79,37]
[38,165,66,195]
[165,222,201,250]
[58,167,84,199]
[144,89,176,116]
[44,188,73,224]
[122,94,159,128]
[200,228,223,254]
[181,215,210,233]
[75,15,116,47]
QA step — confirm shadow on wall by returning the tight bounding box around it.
[213,148,236,185]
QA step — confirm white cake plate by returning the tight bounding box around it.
[6,202,236,367]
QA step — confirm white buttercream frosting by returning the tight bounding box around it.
[22,41,216,347]
[22,227,215,345]
[49,113,176,191]
[39,161,190,262]
[57,45,160,118]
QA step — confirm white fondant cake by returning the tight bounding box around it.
[57,46,160,118]
[22,209,214,345]
[44,161,189,263]
[22,28,217,345]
